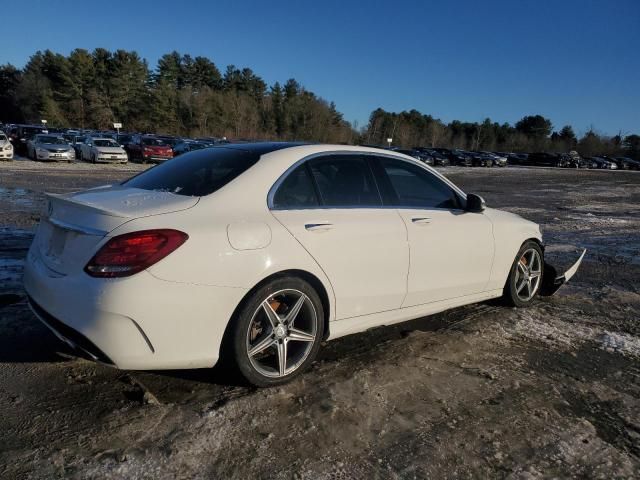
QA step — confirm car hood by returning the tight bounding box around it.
[37,144,73,151]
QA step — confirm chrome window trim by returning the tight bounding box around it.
[267,150,468,211]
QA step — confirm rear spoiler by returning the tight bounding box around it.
[540,249,586,296]
[45,192,128,218]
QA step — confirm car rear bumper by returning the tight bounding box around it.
[23,244,248,370]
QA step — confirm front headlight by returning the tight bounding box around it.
[3,145,11,151]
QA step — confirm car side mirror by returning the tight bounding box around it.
[466,193,486,213]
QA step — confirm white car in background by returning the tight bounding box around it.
[80,137,128,163]
[0,132,13,160]
[23,143,584,386]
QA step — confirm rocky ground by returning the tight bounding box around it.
[0,158,638,479]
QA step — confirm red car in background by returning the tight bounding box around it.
[125,135,174,163]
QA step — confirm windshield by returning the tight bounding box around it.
[94,139,119,147]
[142,138,169,146]
[0,134,7,142]
[123,147,260,196]
[158,137,180,146]
[24,127,45,135]
[37,136,67,145]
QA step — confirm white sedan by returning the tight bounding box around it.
[0,132,13,160]
[24,143,584,386]
[80,137,128,163]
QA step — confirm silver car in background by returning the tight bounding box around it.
[80,137,128,163]
[27,135,75,162]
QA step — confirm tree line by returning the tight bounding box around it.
[364,109,639,159]
[0,48,638,159]
[0,49,354,143]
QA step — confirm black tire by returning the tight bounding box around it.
[503,240,544,308]
[227,276,325,387]
[91,154,96,164]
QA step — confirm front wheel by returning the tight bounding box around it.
[503,241,543,307]
[228,277,325,387]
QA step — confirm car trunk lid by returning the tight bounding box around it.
[35,185,198,275]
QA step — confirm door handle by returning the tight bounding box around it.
[411,217,431,225]
[305,223,333,231]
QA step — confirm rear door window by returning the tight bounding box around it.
[308,155,381,207]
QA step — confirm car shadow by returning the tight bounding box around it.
[0,297,73,364]
[1,290,505,391]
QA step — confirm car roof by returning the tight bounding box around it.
[216,141,310,156]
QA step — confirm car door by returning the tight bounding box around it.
[270,154,409,320]
[372,156,494,307]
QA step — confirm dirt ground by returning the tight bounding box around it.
[0,158,639,479]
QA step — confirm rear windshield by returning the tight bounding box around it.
[123,147,260,196]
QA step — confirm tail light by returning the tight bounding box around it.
[85,229,188,278]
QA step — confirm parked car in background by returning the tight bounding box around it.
[63,134,87,159]
[420,148,450,166]
[173,140,215,157]
[606,156,640,170]
[115,133,133,146]
[523,152,563,167]
[447,149,473,167]
[27,134,75,162]
[80,137,128,163]
[469,151,494,167]
[396,149,424,161]
[508,153,529,165]
[483,151,508,167]
[13,125,49,155]
[125,135,174,163]
[0,132,14,160]
[590,157,618,170]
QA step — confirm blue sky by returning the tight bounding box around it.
[3,0,639,135]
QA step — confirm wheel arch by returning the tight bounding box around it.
[219,269,333,360]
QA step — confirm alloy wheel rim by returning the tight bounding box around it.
[515,248,542,301]
[246,289,317,378]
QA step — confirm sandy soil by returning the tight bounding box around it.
[0,157,639,479]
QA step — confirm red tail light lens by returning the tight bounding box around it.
[85,229,188,278]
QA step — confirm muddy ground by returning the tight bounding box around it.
[0,158,639,479]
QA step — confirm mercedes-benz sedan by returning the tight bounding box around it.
[24,143,584,386]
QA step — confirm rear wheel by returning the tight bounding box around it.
[503,241,543,307]
[228,277,324,387]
